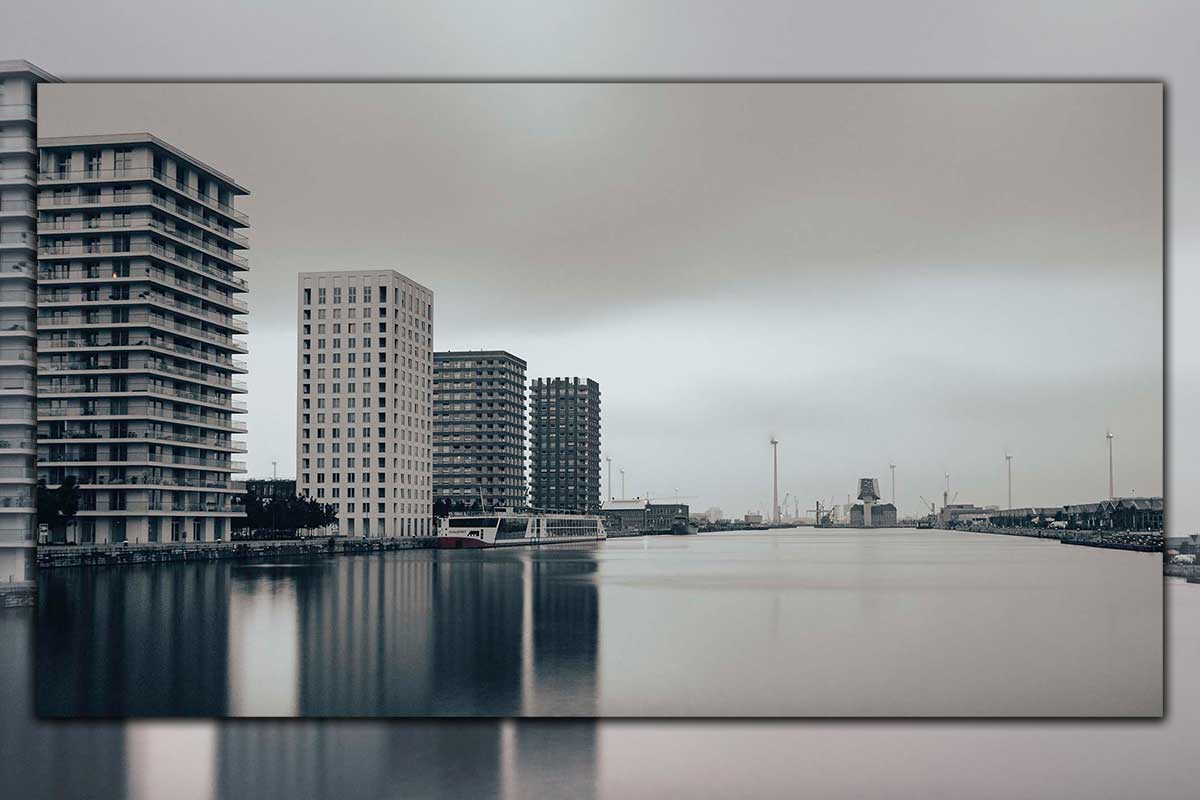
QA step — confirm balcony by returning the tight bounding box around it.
[38,384,247,413]
[37,405,248,433]
[37,266,249,314]
[39,338,247,373]
[42,476,247,492]
[37,240,248,291]
[0,438,36,452]
[0,348,35,366]
[0,135,36,156]
[0,288,37,306]
[37,428,246,452]
[37,311,248,352]
[0,467,37,480]
[40,453,246,471]
[0,379,35,395]
[0,167,36,186]
[0,199,36,220]
[73,499,240,514]
[0,104,35,122]
[38,217,248,268]
[38,357,247,391]
[37,167,248,225]
[38,191,248,247]
[0,231,36,251]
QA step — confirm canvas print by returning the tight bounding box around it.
[20,82,1162,717]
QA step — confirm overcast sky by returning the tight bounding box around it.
[38,82,1162,516]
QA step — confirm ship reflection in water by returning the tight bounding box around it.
[38,530,1162,717]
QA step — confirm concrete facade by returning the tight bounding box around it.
[296,269,433,537]
[0,61,55,582]
[36,132,248,544]
[433,350,527,510]
[530,377,601,512]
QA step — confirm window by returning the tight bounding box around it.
[114,149,133,174]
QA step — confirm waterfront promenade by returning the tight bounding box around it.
[37,536,435,569]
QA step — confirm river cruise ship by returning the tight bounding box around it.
[436,511,607,549]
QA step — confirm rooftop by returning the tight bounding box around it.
[0,59,60,82]
[38,132,250,194]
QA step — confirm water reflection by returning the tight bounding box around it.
[3,584,1199,797]
[36,531,1161,717]
[38,545,602,717]
[38,563,231,716]
[0,610,129,799]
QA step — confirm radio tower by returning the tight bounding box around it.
[1106,430,1115,499]
[1005,450,1013,510]
[770,436,780,526]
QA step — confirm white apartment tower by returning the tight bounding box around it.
[0,61,56,583]
[36,133,249,543]
[296,270,434,537]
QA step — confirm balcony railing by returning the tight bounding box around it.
[40,453,246,470]
[37,167,248,224]
[0,467,37,479]
[0,134,36,150]
[37,240,248,290]
[0,322,34,335]
[0,232,35,247]
[38,384,246,412]
[43,476,247,491]
[39,338,247,372]
[37,265,249,314]
[0,290,37,304]
[38,191,248,246]
[73,499,240,513]
[37,429,245,451]
[38,405,246,431]
[38,217,248,268]
[0,200,36,215]
[38,358,246,390]
[38,312,247,352]
[0,439,36,450]
[0,104,35,121]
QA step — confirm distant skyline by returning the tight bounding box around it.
[39,82,1162,517]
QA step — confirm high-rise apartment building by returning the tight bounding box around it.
[296,270,434,537]
[36,133,249,543]
[433,350,527,510]
[0,60,55,582]
[530,377,601,512]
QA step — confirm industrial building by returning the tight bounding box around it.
[601,498,690,533]
[530,377,601,512]
[851,502,897,527]
[849,477,898,527]
[433,350,527,510]
[36,133,249,544]
[296,269,434,537]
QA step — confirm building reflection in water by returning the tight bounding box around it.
[37,563,231,716]
[4,603,600,800]
[0,609,128,799]
[295,547,601,716]
[37,544,602,717]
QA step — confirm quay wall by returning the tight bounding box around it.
[37,537,437,570]
[0,583,36,608]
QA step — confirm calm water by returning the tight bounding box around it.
[5,580,1196,799]
[36,528,1162,717]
